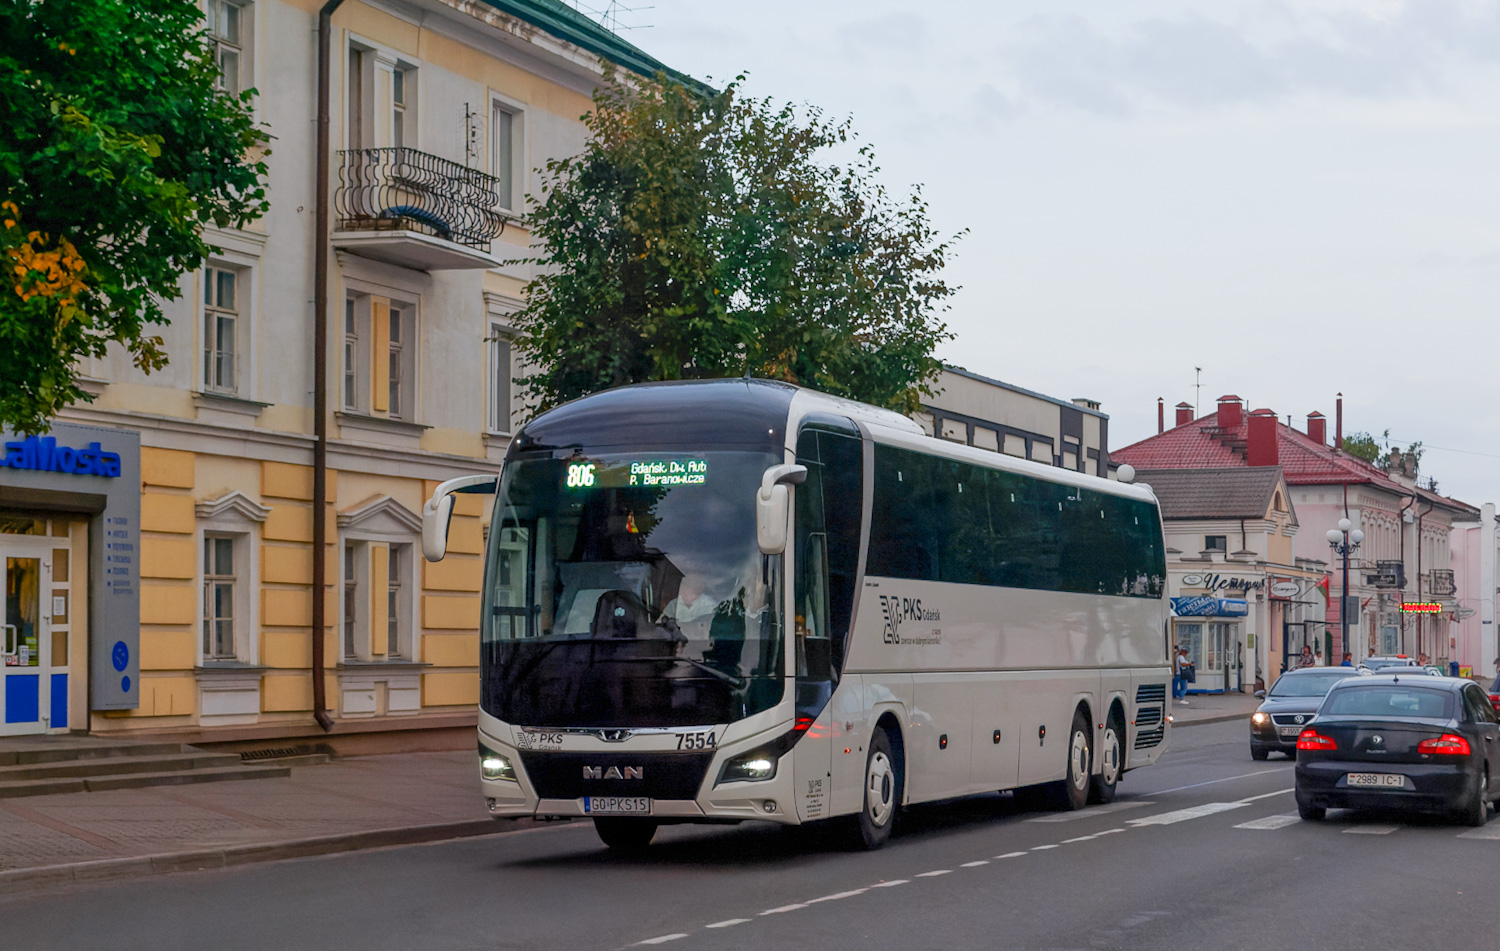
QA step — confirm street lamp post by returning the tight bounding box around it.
[1326,518,1365,664]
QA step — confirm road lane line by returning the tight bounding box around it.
[1127,801,1248,826]
[1031,844,1059,850]
[1234,814,1301,830]
[636,935,689,945]
[871,879,910,887]
[961,860,990,867]
[1237,787,1294,803]
[995,851,1028,858]
[705,919,750,929]
[1062,835,1096,843]
[807,889,868,903]
[1342,824,1401,835]
[761,903,809,915]
[1096,828,1126,835]
[1027,800,1155,822]
[916,869,953,877]
[1150,769,1281,795]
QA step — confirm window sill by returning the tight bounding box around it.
[336,660,430,673]
[336,411,430,438]
[194,391,272,417]
[194,663,267,686]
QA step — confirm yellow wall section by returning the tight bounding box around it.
[262,630,311,668]
[370,543,389,655]
[423,554,482,592]
[140,629,196,671]
[141,493,195,534]
[423,671,479,707]
[140,581,195,625]
[264,504,313,543]
[263,587,312,627]
[263,544,313,584]
[446,517,484,555]
[141,447,195,488]
[262,674,312,712]
[137,675,196,717]
[371,297,390,413]
[140,536,196,580]
[262,461,314,501]
[423,595,479,630]
[422,633,477,668]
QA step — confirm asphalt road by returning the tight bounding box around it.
[4,720,1494,951]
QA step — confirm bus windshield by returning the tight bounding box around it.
[480,450,785,728]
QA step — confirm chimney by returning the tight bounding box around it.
[1175,402,1193,427]
[1247,408,1279,466]
[1335,392,1343,450]
[1307,411,1326,444]
[1157,398,1164,434]
[1215,395,1243,431]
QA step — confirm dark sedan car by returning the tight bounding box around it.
[1294,675,1500,826]
[1250,667,1366,760]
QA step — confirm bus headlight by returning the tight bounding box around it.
[479,743,517,783]
[718,750,778,784]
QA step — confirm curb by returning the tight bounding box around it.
[0,816,571,894]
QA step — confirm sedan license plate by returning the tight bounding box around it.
[584,796,651,815]
[1278,727,1302,737]
[1346,773,1405,789]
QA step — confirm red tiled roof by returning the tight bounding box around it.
[1115,411,1477,516]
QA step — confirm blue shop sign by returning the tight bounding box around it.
[0,435,121,478]
[1218,599,1248,616]
[1171,596,1250,618]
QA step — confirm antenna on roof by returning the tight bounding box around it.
[570,1,655,32]
[1194,367,1202,418]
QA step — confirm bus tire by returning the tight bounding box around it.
[1044,709,1092,811]
[1089,711,1124,805]
[594,817,658,851]
[852,728,900,850]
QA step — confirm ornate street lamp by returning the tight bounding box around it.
[1326,518,1365,664]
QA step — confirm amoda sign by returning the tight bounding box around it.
[0,435,122,478]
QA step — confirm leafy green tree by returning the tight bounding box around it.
[0,0,267,433]
[1342,431,1381,464]
[1343,428,1423,474]
[513,73,961,413]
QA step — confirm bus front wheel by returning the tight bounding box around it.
[852,728,900,850]
[594,817,658,851]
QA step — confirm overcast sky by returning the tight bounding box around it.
[622,0,1500,504]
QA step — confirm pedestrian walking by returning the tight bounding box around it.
[1297,645,1315,668]
[1172,647,1189,704]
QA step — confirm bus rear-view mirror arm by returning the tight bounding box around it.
[757,464,807,555]
[423,474,499,562]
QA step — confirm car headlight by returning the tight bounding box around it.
[718,750,779,784]
[479,742,517,783]
[1251,712,1268,725]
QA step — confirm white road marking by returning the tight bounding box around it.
[1096,828,1127,835]
[1027,800,1155,822]
[1128,801,1248,826]
[961,860,990,867]
[872,879,910,888]
[916,869,953,877]
[1031,844,1059,850]
[1342,824,1401,835]
[1062,835,1096,843]
[1151,769,1281,796]
[995,851,1028,859]
[637,935,689,945]
[705,919,750,929]
[1457,823,1500,840]
[1237,787,1295,803]
[1234,814,1301,830]
[807,889,868,903]
[761,903,808,915]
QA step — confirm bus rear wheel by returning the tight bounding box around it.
[594,817,658,851]
[851,728,900,850]
[1089,712,1123,805]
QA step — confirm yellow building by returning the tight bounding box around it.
[0,0,685,745]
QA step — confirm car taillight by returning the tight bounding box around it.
[1417,734,1472,756]
[1489,694,1500,713]
[1296,729,1336,751]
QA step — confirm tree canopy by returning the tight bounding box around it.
[512,73,961,414]
[0,0,267,433]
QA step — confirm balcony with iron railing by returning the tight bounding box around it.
[332,148,506,270]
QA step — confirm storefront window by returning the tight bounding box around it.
[0,517,46,536]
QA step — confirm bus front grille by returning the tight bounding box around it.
[520,752,715,801]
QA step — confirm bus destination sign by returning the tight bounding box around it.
[564,459,708,490]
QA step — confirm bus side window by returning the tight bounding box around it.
[794,429,832,682]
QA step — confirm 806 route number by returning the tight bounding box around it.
[677,731,716,750]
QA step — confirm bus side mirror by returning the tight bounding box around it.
[757,464,807,555]
[422,474,499,562]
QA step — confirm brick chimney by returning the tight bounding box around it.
[1335,393,1343,450]
[1157,398,1164,434]
[1216,395,1243,431]
[1175,402,1193,427]
[1307,411,1326,444]
[1247,408,1278,466]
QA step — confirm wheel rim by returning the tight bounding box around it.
[1100,727,1120,786]
[867,751,894,827]
[1070,729,1090,791]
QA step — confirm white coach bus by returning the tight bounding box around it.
[422,379,1172,850]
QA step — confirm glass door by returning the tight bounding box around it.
[1,544,51,736]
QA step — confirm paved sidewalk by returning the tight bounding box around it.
[1171,690,1260,727]
[0,750,530,891]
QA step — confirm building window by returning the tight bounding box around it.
[203,265,239,393]
[386,546,403,659]
[492,103,518,210]
[343,543,358,660]
[1205,535,1227,552]
[207,1,250,96]
[341,540,411,661]
[392,67,407,148]
[203,535,237,659]
[488,323,512,433]
[388,304,405,418]
[343,293,414,419]
[343,297,359,410]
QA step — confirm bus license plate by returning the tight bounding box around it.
[584,796,651,815]
[1346,773,1405,788]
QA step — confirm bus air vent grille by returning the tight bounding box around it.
[1135,684,1167,705]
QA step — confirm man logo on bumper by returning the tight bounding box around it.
[583,766,643,780]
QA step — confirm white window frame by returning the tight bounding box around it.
[195,492,268,666]
[490,93,526,213]
[341,288,416,420]
[206,0,253,98]
[346,34,419,152]
[339,536,418,663]
[203,263,242,395]
[199,255,256,400]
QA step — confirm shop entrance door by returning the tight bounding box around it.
[0,540,53,736]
